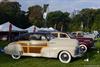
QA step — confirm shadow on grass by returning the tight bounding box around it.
[71,48,99,63]
[0,53,59,64]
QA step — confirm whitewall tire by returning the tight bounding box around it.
[58,51,71,63]
[79,44,87,53]
[11,51,21,59]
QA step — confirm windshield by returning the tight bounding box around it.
[67,33,76,39]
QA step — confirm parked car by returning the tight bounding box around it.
[71,31,99,40]
[0,47,4,53]
[4,32,83,63]
[70,32,95,53]
[96,32,100,38]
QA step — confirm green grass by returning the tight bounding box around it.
[95,38,100,41]
[0,40,100,67]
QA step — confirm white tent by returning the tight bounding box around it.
[0,22,58,33]
[25,26,39,33]
[38,27,57,32]
[0,22,25,31]
[0,22,40,32]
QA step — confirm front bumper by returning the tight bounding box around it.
[74,47,83,57]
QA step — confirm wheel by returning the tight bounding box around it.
[79,44,87,53]
[58,51,71,63]
[11,51,21,59]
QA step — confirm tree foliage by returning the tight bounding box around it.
[0,2,21,21]
[47,11,70,32]
[27,5,43,27]
[79,8,96,31]
[92,14,100,30]
[10,11,32,29]
[70,14,81,31]
[0,1,32,29]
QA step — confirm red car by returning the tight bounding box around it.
[70,32,95,53]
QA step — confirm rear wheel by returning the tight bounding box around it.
[11,51,21,59]
[58,51,71,63]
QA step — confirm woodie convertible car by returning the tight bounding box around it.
[4,32,83,63]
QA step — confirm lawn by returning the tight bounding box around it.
[0,40,100,67]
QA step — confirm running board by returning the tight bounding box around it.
[22,53,41,57]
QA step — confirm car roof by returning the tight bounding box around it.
[22,32,51,36]
[27,32,50,35]
[14,32,50,39]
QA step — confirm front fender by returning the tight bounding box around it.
[4,43,22,55]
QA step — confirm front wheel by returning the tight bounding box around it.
[58,51,71,63]
[79,44,87,53]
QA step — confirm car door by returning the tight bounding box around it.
[17,35,30,53]
[29,34,48,53]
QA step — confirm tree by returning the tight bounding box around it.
[0,1,32,29]
[79,8,96,31]
[0,12,9,24]
[92,14,100,30]
[0,1,21,22]
[47,11,70,32]
[10,11,32,29]
[27,5,43,27]
[70,14,81,31]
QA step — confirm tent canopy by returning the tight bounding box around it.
[38,27,57,32]
[0,22,38,32]
[0,22,58,33]
[25,26,39,32]
[0,22,25,31]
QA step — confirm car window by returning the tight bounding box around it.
[52,33,58,38]
[41,36,46,40]
[60,34,68,38]
[68,33,76,39]
[30,34,40,40]
[29,34,47,41]
[77,33,83,37]
[15,35,29,41]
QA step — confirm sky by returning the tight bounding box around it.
[14,0,100,13]
[1,0,100,29]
